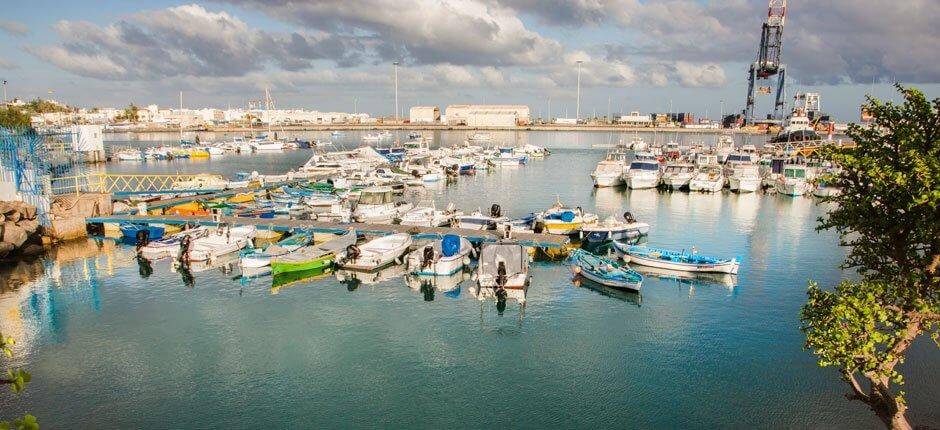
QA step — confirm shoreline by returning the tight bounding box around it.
[102,124,782,135]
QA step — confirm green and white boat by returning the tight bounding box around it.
[271,230,357,276]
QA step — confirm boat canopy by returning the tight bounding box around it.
[359,189,394,204]
[629,161,660,171]
[479,244,526,276]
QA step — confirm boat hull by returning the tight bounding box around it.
[729,177,760,193]
[577,268,641,291]
[624,253,739,274]
[271,254,334,276]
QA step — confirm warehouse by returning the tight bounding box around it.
[409,106,440,123]
[445,104,530,126]
[466,110,519,127]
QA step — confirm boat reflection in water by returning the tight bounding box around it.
[335,264,406,291]
[404,270,468,301]
[630,264,738,294]
[571,275,642,307]
[271,266,333,294]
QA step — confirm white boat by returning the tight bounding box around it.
[628,135,648,151]
[660,162,696,190]
[139,227,210,260]
[453,209,506,231]
[581,214,650,243]
[173,174,229,191]
[616,243,740,275]
[340,233,413,271]
[362,131,392,142]
[688,165,724,193]
[476,242,530,299]
[206,146,225,156]
[186,225,257,262]
[714,134,736,163]
[405,235,473,276]
[468,132,493,142]
[115,149,143,161]
[250,138,283,151]
[400,203,462,227]
[540,201,598,236]
[352,186,414,224]
[591,152,627,187]
[775,165,816,196]
[728,164,761,193]
[813,182,842,198]
[623,157,661,190]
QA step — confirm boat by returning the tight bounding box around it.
[405,234,473,276]
[185,225,257,262]
[352,186,414,224]
[728,164,761,193]
[340,233,413,271]
[688,165,724,193]
[714,134,736,163]
[539,200,598,235]
[138,227,210,260]
[239,231,313,269]
[114,149,143,161]
[467,132,493,142]
[271,230,357,276]
[622,155,661,190]
[227,192,255,204]
[453,208,507,230]
[399,202,461,227]
[591,152,627,187]
[490,147,526,166]
[813,181,842,198]
[476,241,530,298]
[119,223,165,242]
[775,164,816,196]
[250,139,283,151]
[568,249,643,291]
[615,243,740,274]
[660,161,696,190]
[771,104,819,143]
[580,213,650,243]
[166,201,209,216]
[495,213,539,235]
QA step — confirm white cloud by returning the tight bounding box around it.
[0,20,28,37]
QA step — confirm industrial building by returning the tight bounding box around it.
[409,106,440,123]
[445,105,531,126]
[617,112,653,127]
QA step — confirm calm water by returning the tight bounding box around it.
[1,132,937,428]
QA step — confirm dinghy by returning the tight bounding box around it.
[239,231,312,269]
[581,212,650,243]
[567,249,643,291]
[120,223,165,242]
[271,230,357,276]
[340,233,413,271]
[139,227,210,260]
[185,225,256,262]
[405,234,473,276]
[614,243,740,274]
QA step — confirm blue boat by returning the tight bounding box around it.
[567,248,643,291]
[613,243,740,274]
[120,223,165,242]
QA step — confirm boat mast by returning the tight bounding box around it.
[179,91,183,144]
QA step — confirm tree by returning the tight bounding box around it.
[0,107,31,129]
[116,103,139,122]
[0,333,37,429]
[801,85,939,430]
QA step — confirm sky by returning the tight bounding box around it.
[0,0,937,120]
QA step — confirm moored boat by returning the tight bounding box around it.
[580,213,650,243]
[615,243,740,274]
[340,233,412,271]
[405,234,473,276]
[568,248,643,291]
[271,230,357,276]
[476,241,530,296]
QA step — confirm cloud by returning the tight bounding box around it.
[0,58,18,70]
[219,0,564,66]
[0,20,28,37]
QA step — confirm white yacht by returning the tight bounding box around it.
[622,153,661,190]
[660,161,696,190]
[352,186,414,224]
[714,134,735,163]
[775,164,816,196]
[591,151,628,187]
[688,165,724,193]
[728,164,761,193]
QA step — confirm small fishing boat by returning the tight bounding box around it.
[120,223,165,242]
[240,231,313,269]
[615,244,740,274]
[400,203,461,227]
[539,200,598,236]
[185,225,257,262]
[568,249,643,291]
[352,186,413,224]
[452,205,507,230]
[775,164,816,196]
[138,227,210,260]
[405,234,473,276]
[580,213,650,243]
[340,233,413,271]
[496,213,539,235]
[476,241,530,295]
[271,230,357,276]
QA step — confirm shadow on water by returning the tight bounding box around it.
[571,275,642,307]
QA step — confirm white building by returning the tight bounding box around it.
[618,111,652,127]
[466,110,519,127]
[409,106,440,123]
[445,104,530,126]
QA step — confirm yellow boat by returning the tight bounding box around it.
[227,192,255,204]
[188,149,210,158]
[166,201,208,216]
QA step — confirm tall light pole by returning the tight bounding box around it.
[575,60,583,120]
[393,61,400,121]
[1,80,7,104]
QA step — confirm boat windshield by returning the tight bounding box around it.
[629,162,659,171]
[359,191,393,204]
[784,168,806,178]
[666,165,694,173]
[726,154,750,162]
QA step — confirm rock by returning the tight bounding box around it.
[5,210,20,223]
[1,223,28,248]
[0,242,13,259]
[18,243,44,257]
[20,204,36,220]
[0,202,13,215]
[16,218,39,234]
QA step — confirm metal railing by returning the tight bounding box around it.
[50,173,223,195]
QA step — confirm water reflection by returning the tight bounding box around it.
[404,271,468,301]
[335,265,406,289]
[271,266,333,294]
[631,265,738,293]
[571,275,642,307]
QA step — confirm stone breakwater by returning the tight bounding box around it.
[0,201,43,259]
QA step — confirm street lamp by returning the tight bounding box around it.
[393,61,400,121]
[575,60,583,121]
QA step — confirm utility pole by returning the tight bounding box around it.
[575,60,583,120]
[393,61,400,121]
[1,80,6,104]
[548,96,552,121]
[607,96,611,123]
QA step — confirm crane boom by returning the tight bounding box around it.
[744,0,788,125]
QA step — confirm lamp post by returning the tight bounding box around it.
[575,61,583,121]
[393,61,400,121]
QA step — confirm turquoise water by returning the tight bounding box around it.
[1,132,938,428]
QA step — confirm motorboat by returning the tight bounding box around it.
[714,134,736,163]
[453,206,507,230]
[185,225,257,262]
[580,213,650,243]
[490,147,526,166]
[728,164,761,193]
[495,213,539,236]
[468,132,493,142]
[173,174,229,191]
[688,165,724,193]
[476,241,530,297]
[271,230,357,276]
[400,202,461,227]
[591,152,628,187]
[622,155,661,190]
[250,138,284,151]
[539,200,598,235]
[352,186,414,224]
[660,162,696,190]
[813,181,842,198]
[120,223,165,242]
[615,244,740,275]
[405,234,473,276]
[340,233,413,271]
[775,164,816,196]
[138,227,210,260]
[568,249,643,291]
[114,149,143,161]
[239,231,313,269]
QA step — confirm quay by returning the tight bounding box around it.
[86,214,570,249]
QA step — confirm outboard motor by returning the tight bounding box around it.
[496,261,507,288]
[345,244,361,263]
[623,211,636,223]
[135,229,150,253]
[178,235,193,265]
[490,204,502,218]
[422,246,435,270]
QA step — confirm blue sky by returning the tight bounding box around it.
[1,0,937,120]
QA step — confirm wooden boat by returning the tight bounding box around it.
[186,225,256,262]
[340,233,412,271]
[614,243,740,274]
[476,241,529,292]
[567,248,643,291]
[581,213,650,243]
[405,234,473,276]
[271,230,357,276]
[227,192,255,204]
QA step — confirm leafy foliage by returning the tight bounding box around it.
[115,103,139,122]
[0,333,37,429]
[22,99,72,115]
[801,85,939,429]
[0,107,31,129]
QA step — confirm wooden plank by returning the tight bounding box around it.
[86,214,570,248]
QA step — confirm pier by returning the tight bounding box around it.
[86,214,570,249]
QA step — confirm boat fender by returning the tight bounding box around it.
[490,204,501,218]
[624,212,636,223]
